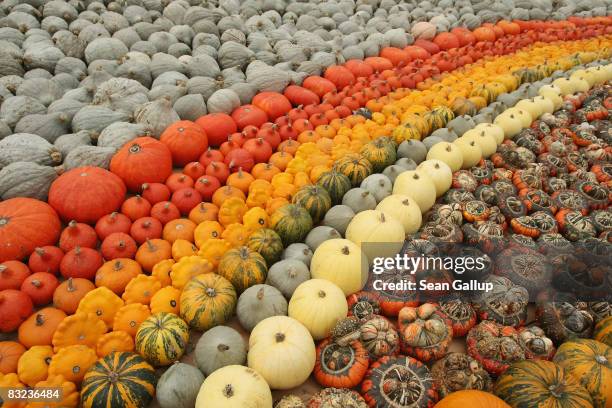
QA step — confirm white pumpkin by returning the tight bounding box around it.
[411,21,437,40]
[195,365,272,408]
[571,70,596,87]
[532,95,554,115]
[376,194,422,235]
[515,99,542,120]
[288,279,348,341]
[461,129,497,158]
[503,107,532,128]
[453,137,482,169]
[552,78,575,95]
[538,84,561,97]
[393,170,437,212]
[415,159,452,197]
[247,316,316,390]
[539,89,563,110]
[494,112,523,139]
[474,123,505,145]
[425,141,463,172]
[345,209,405,261]
[310,239,369,296]
[567,76,590,93]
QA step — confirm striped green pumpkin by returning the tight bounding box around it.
[81,352,156,408]
[360,137,397,173]
[316,170,352,205]
[595,316,612,347]
[270,204,313,246]
[292,185,332,224]
[218,246,267,293]
[333,154,373,187]
[425,106,455,131]
[495,360,594,408]
[247,228,284,267]
[135,312,189,366]
[180,273,237,331]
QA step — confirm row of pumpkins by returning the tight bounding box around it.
[0,34,611,408]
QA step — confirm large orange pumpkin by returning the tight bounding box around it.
[0,341,25,374]
[49,167,127,224]
[195,113,237,147]
[252,92,292,120]
[110,137,173,192]
[435,390,510,407]
[160,121,208,166]
[0,198,62,262]
[231,105,268,130]
[303,76,336,98]
[324,65,356,89]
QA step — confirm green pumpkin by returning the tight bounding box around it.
[270,204,313,246]
[135,312,189,366]
[316,170,352,205]
[513,68,539,85]
[425,106,455,132]
[292,184,332,223]
[360,137,397,173]
[450,98,478,117]
[218,246,268,293]
[247,228,284,267]
[392,124,422,145]
[81,352,156,408]
[495,360,594,408]
[333,154,373,187]
[595,316,612,347]
[180,273,237,331]
[469,85,496,105]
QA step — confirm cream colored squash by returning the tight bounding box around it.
[532,95,554,115]
[310,239,369,296]
[571,70,597,87]
[494,112,523,139]
[474,123,505,145]
[195,365,272,408]
[515,99,542,120]
[416,159,452,197]
[345,210,405,261]
[376,194,422,235]
[539,89,563,110]
[247,316,316,390]
[503,107,532,128]
[552,78,575,95]
[288,279,348,340]
[425,142,463,172]
[453,137,482,169]
[393,170,437,212]
[461,129,497,158]
[538,84,561,97]
[567,76,589,93]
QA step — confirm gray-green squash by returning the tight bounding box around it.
[322,205,355,237]
[156,362,205,408]
[360,174,393,203]
[266,259,311,299]
[54,131,92,157]
[63,145,116,170]
[71,106,130,139]
[382,164,407,184]
[195,326,247,376]
[0,133,62,169]
[281,243,313,267]
[134,97,180,138]
[97,122,151,150]
[342,188,377,213]
[14,113,71,143]
[305,226,341,252]
[174,94,207,121]
[0,161,59,200]
[237,284,288,332]
[397,140,427,164]
[0,95,47,128]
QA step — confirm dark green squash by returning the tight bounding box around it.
[270,204,313,246]
[333,154,373,187]
[134,312,189,367]
[360,137,397,173]
[246,228,284,267]
[292,184,332,224]
[218,246,268,293]
[316,170,352,205]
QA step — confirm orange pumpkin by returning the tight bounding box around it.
[162,218,196,243]
[0,341,25,374]
[160,120,209,166]
[212,186,246,208]
[18,307,67,348]
[53,278,95,315]
[435,390,511,407]
[188,203,219,224]
[135,239,172,273]
[95,259,142,295]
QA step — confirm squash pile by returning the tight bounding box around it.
[0,10,611,408]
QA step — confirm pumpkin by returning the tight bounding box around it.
[0,373,25,408]
[110,137,173,192]
[135,312,189,367]
[28,246,64,275]
[180,273,237,331]
[59,221,97,252]
[436,391,510,408]
[51,312,107,352]
[316,170,352,205]
[495,360,594,408]
[76,286,124,329]
[288,279,348,340]
[218,246,267,294]
[19,271,57,306]
[95,259,141,295]
[162,218,196,243]
[242,207,269,232]
[49,168,126,224]
[595,317,612,347]
[432,353,492,398]
[17,345,53,387]
[194,220,224,248]
[172,239,198,261]
[393,170,437,212]
[195,365,272,408]
[59,246,103,281]
[270,204,313,247]
[310,239,368,296]
[427,142,464,172]
[157,362,205,408]
[553,339,612,408]
[292,185,332,224]
[130,217,163,245]
[18,307,66,348]
[218,198,248,227]
[195,325,246,376]
[248,316,316,390]
[150,286,181,315]
[121,196,152,223]
[122,275,161,305]
[0,289,33,332]
[398,303,453,362]
[53,278,95,315]
[376,195,422,235]
[101,232,138,260]
[113,304,151,338]
[80,352,156,408]
[266,259,310,299]
[308,388,367,407]
[237,284,288,332]
[361,355,438,407]
[160,121,208,166]
[0,341,25,374]
[135,239,172,273]
[454,137,483,169]
[467,320,525,376]
[313,338,369,389]
[345,210,405,262]
[0,198,61,262]
[48,344,97,384]
[96,331,134,357]
[170,255,213,290]
[333,154,373,187]
[246,228,284,267]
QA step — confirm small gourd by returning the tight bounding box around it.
[195,325,247,376]
[237,284,288,332]
[454,137,483,169]
[157,362,205,408]
[52,312,107,352]
[95,331,134,357]
[135,312,189,367]
[150,286,181,315]
[122,274,161,305]
[48,344,97,384]
[17,345,53,387]
[281,243,313,266]
[112,303,151,338]
[266,260,311,299]
[170,255,213,290]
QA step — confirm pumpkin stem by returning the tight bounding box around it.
[31,280,42,288]
[35,313,44,326]
[68,220,78,229]
[222,384,234,398]
[128,144,142,154]
[596,355,608,364]
[113,260,123,271]
[205,287,217,297]
[146,240,156,252]
[66,278,75,292]
[288,267,297,279]
[318,290,326,298]
[238,246,250,259]
[117,240,126,249]
[0,265,5,273]
[341,246,350,255]
[217,343,230,352]
[74,246,81,255]
[0,217,7,227]
[256,287,265,300]
[275,332,285,342]
[34,247,46,257]
[109,212,118,222]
